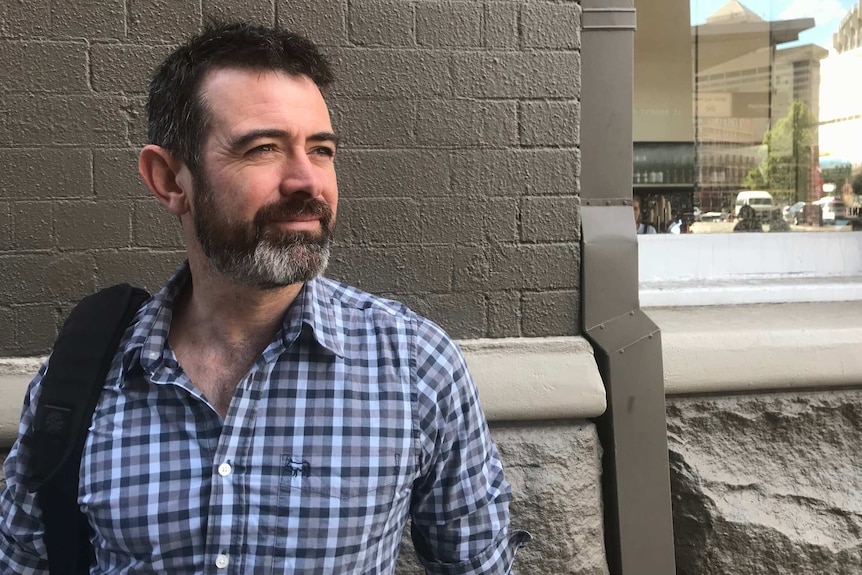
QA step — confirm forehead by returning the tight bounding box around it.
[198,67,331,132]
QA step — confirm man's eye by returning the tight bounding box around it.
[249,144,277,155]
[312,147,335,158]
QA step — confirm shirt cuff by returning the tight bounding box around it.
[418,529,532,575]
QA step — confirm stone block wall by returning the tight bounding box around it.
[0,0,582,355]
[667,388,862,574]
[396,421,609,575]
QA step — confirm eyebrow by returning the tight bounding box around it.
[229,129,340,152]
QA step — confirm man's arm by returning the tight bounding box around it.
[0,362,52,575]
[410,319,530,575]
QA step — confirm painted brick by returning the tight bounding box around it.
[129,0,201,41]
[349,0,413,46]
[328,99,415,147]
[485,198,519,243]
[0,149,93,200]
[393,292,486,339]
[452,246,488,291]
[1,0,50,37]
[49,0,125,39]
[0,203,11,251]
[328,49,450,98]
[420,197,485,244]
[0,94,128,146]
[15,304,56,354]
[454,244,578,291]
[522,149,580,196]
[277,0,346,46]
[133,199,183,248]
[126,96,149,147]
[0,307,14,351]
[12,202,53,250]
[451,150,528,197]
[95,250,186,292]
[522,290,579,336]
[452,51,580,99]
[332,198,355,245]
[94,149,150,199]
[333,197,418,245]
[328,246,453,294]
[520,100,580,147]
[484,2,518,49]
[203,0,275,25]
[481,101,519,147]
[416,100,519,147]
[522,2,581,50]
[0,41,88,92]
[416,2,481,47]
[521,196,580,243]
[0,253,95,306]
[487,290,521,338]
[416,100,483,146]
[91,43,175,93]
[337,150,449,199]
[55,201,132,250]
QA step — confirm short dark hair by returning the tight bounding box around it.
[147,22,334,168]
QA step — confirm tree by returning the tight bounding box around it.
[747,101,816,202]
[852,173,862,197]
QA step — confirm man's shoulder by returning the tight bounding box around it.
[314,276,412,318]
[314,276,456,351]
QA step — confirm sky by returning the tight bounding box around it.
[691,0,859,50]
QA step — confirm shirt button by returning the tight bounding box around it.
[218,463,232,477]
[215,554,229,569]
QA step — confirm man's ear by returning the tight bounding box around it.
[139,145,192,215]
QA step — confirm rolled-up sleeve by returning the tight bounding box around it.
[0,362,51,575]
[410,319,531,574]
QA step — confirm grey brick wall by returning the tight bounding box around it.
[0,0,582,355]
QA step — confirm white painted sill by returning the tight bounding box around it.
[651,302,862,395]
[639,231,862,307]
[0,337,608,447]
[640,231,862,395]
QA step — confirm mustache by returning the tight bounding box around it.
[254,197,333,227]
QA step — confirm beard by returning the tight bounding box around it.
[191,170,334,290]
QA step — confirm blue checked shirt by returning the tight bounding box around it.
[1,263,529,574]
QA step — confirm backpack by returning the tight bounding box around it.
[25,284,150,575]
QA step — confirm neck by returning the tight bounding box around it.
[173,251,305,350]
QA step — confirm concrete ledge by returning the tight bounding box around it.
[458,337,607,421]
[0,337,607,446]
[651,302,862,395]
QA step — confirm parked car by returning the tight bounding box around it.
[734,190,774,221]
[813,196,846,224]
[783,201,806,225]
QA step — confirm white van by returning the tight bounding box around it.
[734,190,774,221]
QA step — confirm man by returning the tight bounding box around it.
[0,23,529,574]
[733,204,764,233]
[634,195,657,234]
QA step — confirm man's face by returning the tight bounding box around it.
[633,198,642,226]
[188,68,339,289]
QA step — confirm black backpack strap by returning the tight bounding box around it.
[27,284,149,575]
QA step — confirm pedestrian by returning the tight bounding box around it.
[733,204,764,233]
[0,22,529,574]
[634,196,657,234]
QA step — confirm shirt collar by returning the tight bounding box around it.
[284,276,346,359]
[122,263,346,382]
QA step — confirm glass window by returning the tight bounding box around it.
[634,0,862,236]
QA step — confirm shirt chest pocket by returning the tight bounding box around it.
[279,449,409,500]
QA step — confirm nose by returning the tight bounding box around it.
[278,150,321,199]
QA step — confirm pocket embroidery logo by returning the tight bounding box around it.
[286,457,311,478]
